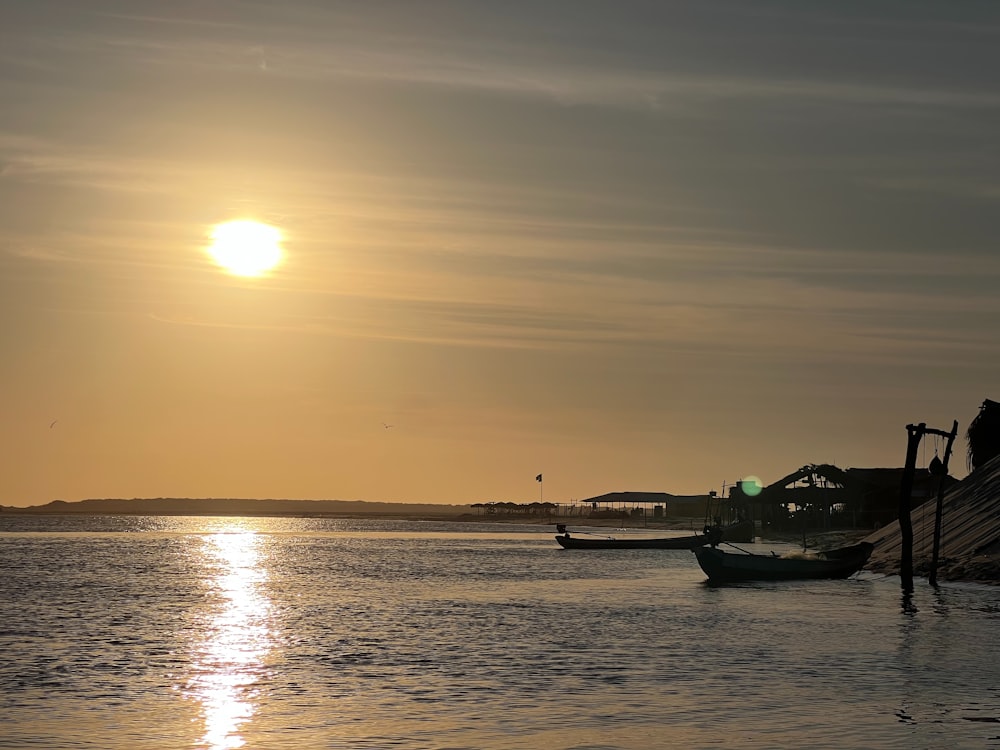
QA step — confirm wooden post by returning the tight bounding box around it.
[929,420,959,587]
[898,423,925,593]
[801,506,807,551]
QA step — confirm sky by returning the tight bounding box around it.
[2,1,999,507]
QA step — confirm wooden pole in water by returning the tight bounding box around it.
[898,423,925,593]
[929,420,959,587]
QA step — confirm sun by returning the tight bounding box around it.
[207,220,283,277]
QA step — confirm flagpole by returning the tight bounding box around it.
[536,473,543,503]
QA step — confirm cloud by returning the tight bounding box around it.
[3,1,997,374]
[10,3,1000,115]
[0,133,179,194]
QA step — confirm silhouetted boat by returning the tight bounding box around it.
[555,532,705,549]
[692,541,874,583]
[554,519,754,550]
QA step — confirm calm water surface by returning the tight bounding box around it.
[1,515,998,749]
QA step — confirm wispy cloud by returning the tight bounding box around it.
[9,3,1000,115]
[0,133,182,194]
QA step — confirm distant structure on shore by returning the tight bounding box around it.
[729,464,957,532]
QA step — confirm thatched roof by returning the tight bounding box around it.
[967,398,1000,470]
[743,464,945,509]
[864,452,1000,584]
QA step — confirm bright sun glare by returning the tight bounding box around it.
[207,220,283,277]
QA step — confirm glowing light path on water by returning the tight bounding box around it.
[188,530,274,749]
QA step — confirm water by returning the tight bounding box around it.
[1,515,998,749]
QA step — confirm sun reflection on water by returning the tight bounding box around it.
[189,529,274,749]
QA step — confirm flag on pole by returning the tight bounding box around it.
[536,474,543,482]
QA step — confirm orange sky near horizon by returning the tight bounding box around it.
[2,2,998,507]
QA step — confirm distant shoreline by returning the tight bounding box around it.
[0,498,712,531]
[0,497,704,531]
[5,504,994,583]
[0,507,705,528]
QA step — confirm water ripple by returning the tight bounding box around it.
[1,516,999,749]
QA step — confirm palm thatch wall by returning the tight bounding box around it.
[967,398,1000,470]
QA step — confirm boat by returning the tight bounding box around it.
[554,519,753,550]
[691,541,874,583]
[555,531,708,550]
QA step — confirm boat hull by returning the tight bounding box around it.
[692,542,874,583]
[554,520,753,550]
[555,534,705,550]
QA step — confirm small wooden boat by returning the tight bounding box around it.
[554,519,753,550]
[555,532,707,550]
[692,542,874,583]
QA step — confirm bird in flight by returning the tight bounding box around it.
[382,423,394,429]
[49,420,58,428]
